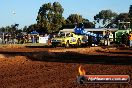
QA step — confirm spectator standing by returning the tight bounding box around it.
[88,35,92,46]
[129,32,132,47]
[104,30,110,46]
[121,33,129,46]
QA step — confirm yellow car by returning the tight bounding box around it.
[51,32,88,47]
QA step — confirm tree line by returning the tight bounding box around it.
[0,2,132,34]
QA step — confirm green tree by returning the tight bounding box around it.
[115,13,131,22]
[83,19,95,28]
[0,27,5,32]
[0,26,12,33]
[66,14,84,24]
[94,10,118,28]
[5,26,12,33]
[0,24,20,35]
[65,14,94,28]
[129,5,132,17]
[36,2,65,33]
[129,5,132,28]
[15,29,22,34]
[114,13,131,29]
[23,26,28,32]
[27,24,38,33]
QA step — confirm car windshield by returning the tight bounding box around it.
[60,33,65,37]
[66,33,70,37]
[66,33,73,37]
[56,32,65,38]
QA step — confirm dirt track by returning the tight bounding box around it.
[0,45,132,88]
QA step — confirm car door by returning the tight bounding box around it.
[70,34,77,44]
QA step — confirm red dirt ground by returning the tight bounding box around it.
[0,45,132,88]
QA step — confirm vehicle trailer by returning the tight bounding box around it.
[74,24,104,45]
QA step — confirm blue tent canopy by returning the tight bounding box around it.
[74,27,103,38]
[30,31,39,35]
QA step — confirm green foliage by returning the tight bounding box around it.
[65,14,94,28]
[66,14,84,24]
[94,10,118,28]
[114,13,131,28]
[23,26,28,32]
[0,25,16,33]
[0,27,5,32]
[129,5,132,17]
[26,24,38,33]
[0,24,22,36]
[36,2,65,33]
[115,13,131,22]
[129,5,132,28]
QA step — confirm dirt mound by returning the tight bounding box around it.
[0,46,131,88]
